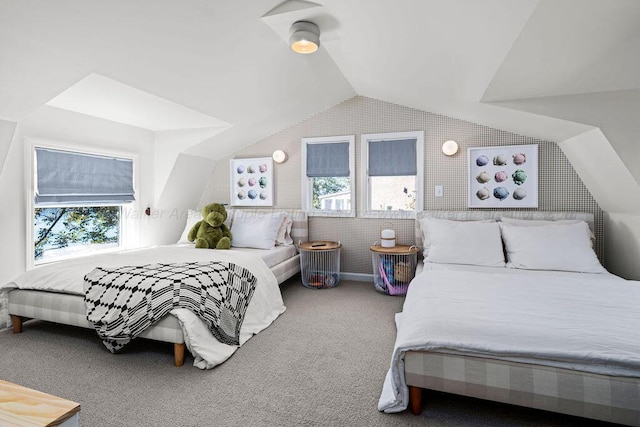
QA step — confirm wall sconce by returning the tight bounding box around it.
[289,21,320,54]
[442,140,459,156]
[272,150,288,164]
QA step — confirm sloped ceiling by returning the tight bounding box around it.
[1,0,639,214]
[0,0,355,160]
[482,0,640,214]
[482,0,640,101]
[46,74,231,132]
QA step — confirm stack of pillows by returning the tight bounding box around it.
[178,209,294,250]
[420,216,605,273]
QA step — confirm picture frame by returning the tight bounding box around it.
[229,157,274,206]
[468,144,538,208]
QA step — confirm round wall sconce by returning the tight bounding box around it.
[442,140,459,156]
[272,150,288,164]
[289,21,320,54]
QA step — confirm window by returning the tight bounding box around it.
[301,135,355,217]
[28,141,136,266]
[361,131,424,218]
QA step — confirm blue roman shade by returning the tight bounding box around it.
[306,142,350,177]
[35,147,135,205]
[368,138,417,176]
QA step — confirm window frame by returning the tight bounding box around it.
[25,137,139,269]
[360,131,424,219]
[301,135,356,218]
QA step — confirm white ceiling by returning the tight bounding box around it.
[482,0,640,102]
[1,0,639,161]
[46,74,231,131]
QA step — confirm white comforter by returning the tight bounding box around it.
[379,264,640,413]
[0,245,286,369]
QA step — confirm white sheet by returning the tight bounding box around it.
[173,243,297,269]
[379,265,640,412]
[0,245,286,369]
[225,245,297,269]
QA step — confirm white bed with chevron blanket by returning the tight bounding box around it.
[2,246,285,369]
[1,209,307,369]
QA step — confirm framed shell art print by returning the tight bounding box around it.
[468,144,538,208]
[230,157,274,206]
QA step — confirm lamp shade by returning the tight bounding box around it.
[442,140,459,156]
[380,228,396,248]
[272,150,287,163]
[289,21,320,54]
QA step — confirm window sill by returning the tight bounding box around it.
[360,210,418,220]
[306,210,356,218]
[32,245,123,269]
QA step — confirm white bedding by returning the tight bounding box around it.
[224,245,297,269]
[379,264,640,412]
[0,245,286,369]
[173,243,297,269]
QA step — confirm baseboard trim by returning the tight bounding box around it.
[340,272,373,282]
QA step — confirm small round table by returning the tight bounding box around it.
[370,244,419,296]
[298,241,341,289]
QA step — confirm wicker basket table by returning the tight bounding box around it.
[298,241,341,289]
[371,244,418,295]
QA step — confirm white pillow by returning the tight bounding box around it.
[224,208,235,229]
[499,222,605,273]
[231,210,285,250]
[500,217,595,241]
[275,214,293,246]
[421,218,505,267]
[177,209,202,244]
[419,217,495,256]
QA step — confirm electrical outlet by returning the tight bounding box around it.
[435,185,444,197]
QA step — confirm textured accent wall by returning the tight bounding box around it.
[200,96,603,274]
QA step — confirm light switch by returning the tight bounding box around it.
[435,185,444,197]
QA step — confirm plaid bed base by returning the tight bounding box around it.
[8,290,185,343]
[405,351,640,426]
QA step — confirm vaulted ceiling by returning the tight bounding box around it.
[1,0,639,211]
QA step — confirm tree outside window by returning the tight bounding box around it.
[34,207,120,260]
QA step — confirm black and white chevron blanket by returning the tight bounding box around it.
[83,261,257,352]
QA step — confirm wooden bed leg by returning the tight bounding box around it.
[408,386,423,415]
[174,343,185,367]
[11,315,23,334]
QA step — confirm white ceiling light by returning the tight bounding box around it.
[289,21,320,54]
[442,140,459,156]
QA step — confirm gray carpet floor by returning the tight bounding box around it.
[0,278,615,426]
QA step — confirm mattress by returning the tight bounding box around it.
[226,245,297,269]
[407,264,638,375]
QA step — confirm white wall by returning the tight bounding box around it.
[558,129,640,214]
[148,153,218,245]
[153,127,225,208]
[0,119,17,175]
[200,96,603,275]
[0,106,159,286]
[604,213,640,280]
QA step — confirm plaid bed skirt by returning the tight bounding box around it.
[405,351,640,426]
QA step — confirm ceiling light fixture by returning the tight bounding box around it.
[289,21,320,54]
[442,140,459,156]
